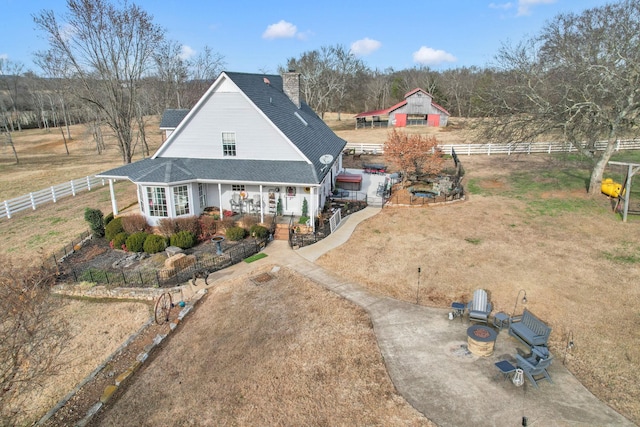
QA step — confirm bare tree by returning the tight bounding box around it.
[0,59,25,132]
[1,103,19,164]
[0,264,69,425]
[384,129,444,187]
[476,0,640,194]
[34,0,165,164]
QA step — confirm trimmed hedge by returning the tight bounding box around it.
[125,231,149,253]
[250,224,269,239]
[226,226,247,241]
[84,208,105,238]
[112,232,129,250]
[105,217,125,242]
[143,234,167,254]
[170,230,196,249]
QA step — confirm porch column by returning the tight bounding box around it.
[259,184,264,224]
[218,183,223,213]
[311,187,316,233]
[108,179,118,215]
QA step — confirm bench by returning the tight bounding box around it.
[509,309,551,348]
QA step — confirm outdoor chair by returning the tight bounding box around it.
[516,352,553,388]
[230,193,241,212]
[467,289,492,323]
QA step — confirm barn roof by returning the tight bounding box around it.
[354,88,450,118]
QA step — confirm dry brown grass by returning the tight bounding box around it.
[14,299,150,425]
[95,266,434,427]
[316,154,640,423]
[4,115,640,424]
[0,116,162,199]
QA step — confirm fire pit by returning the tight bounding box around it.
[467,325,498,357]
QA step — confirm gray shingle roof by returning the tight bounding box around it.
[159,109,189,128]
[225,72,346,182]
[98,158,317,185]
[99,72,346,186]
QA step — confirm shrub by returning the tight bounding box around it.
[226,226,246,241]
[105,217,124,241]
[125,232,149,253]
[250,224,269,239]
[84,208,104,237]
[298,216,310,225]
[170,230,196,249]
[143,234,167,254]
[302,198,308,217]
[104,212,115,226]
[198,216,218,241]
[175,216,201,237]
[112,232,129,250]
[240,215,258,229]
[121,213,149,234]
[157,218,177,237]
[219,217,236,233]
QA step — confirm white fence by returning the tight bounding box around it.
[344,139,640,156]
[1,176,106,220]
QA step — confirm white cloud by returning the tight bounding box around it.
[412,46,457,66]
[262,20,298,39]
[179,45,196,60]
[488,2,513,10]
[517,0,556,16]
[350,38,382,56]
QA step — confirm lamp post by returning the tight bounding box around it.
[563,331,575,365]
[416,267,421,304]
[511,289,527,317]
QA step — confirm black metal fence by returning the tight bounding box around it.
[62,237,268,288]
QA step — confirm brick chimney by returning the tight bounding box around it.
[283,70,301,108]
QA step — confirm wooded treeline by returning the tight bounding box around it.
[1,0,640,194]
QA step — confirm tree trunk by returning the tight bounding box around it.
[588,138,618,194]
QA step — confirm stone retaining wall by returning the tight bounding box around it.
[51,282,185,301]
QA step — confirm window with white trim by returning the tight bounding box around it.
[147,187,167,217]
[198,183,206,208]
[231,184,246,192]
[222,132,236,156]
[173,185,190,216]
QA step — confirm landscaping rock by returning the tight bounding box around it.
[165,246,183,257]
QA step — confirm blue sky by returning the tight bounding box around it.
[1,0,614,75]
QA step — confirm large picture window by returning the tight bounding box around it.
[198,183,206,208]
[222,132,236,156]
[147,187,167,217]
[173,185,190,216]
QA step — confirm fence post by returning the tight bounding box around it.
[30,193,36,210]
[155,270,161,287]
[139,271,144,285]
[89,270,93,282]
[5,200,11,219]
[87,176,92,191]
[51,186,57,203]
[70,180,76,196]
[122,271,127,285]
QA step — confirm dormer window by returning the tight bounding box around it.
[222,132,236,156]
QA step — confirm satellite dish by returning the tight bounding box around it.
[319,154,334,165]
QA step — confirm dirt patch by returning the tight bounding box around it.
[91,267,435,426]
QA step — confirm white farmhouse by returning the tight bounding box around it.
[98,71,346,228]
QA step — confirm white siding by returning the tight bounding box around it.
[159,92,303,161]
